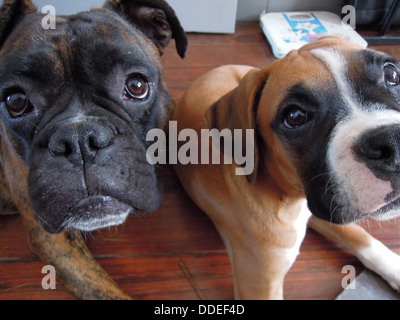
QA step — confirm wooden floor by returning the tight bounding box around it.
[1,22,400,300]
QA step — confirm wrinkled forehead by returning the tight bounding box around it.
[308,45,398,113]
[1,8,160,61]
[1,9,141,50]
[0,9,161,88]
[309,45,397,86]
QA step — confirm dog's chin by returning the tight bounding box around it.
[311,196,400,225]
[341,193,400,223]
[41,196,134,234]
[368,197,400,221]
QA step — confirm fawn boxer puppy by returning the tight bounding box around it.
[173,37,400,299]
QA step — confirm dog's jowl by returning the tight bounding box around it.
[0,0,186,299]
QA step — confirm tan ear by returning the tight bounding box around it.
[207,68,269,183]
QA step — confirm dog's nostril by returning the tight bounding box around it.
[49,134,78,157]
[88,136,98,150]
[355,126,400,171]
[87,131,112,150]
[357,143,394,162]
[359,145,391,160]
[80,132,112,162]
[48,123,113,165]
[61,140,74,156]
[380,146,394,160]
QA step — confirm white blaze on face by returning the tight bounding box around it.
[310,48,400,216]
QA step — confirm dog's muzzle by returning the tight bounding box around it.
[28,116,162,234]
[352,124,400,218]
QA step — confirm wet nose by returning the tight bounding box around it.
[355,125,400,173]
[48,122,113,165]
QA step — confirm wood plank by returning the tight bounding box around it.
[0,22,399,300]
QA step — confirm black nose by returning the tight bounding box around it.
[48,122,113,165]
[355,125,400,172]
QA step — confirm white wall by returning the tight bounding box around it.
[32,0,103,14]
[4,0,346,33]
[167,0,238,33]
[30,0,238,33]
[237,0,343,21]
[31,0,344,21]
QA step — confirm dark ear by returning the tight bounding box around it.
[104,0,187,58]
[0,0,37,48]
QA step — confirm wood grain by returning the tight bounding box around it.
[0,22,399,300]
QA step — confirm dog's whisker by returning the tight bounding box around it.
[329,193,340,225]
[308,171,330,184]
[322,177,335,199]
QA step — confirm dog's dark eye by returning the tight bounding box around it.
[384,63,399,86]
[283,106,309,129]
[5,91,33,118]
[124,75,150,100]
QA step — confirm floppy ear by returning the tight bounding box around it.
[207,68,269,184]
[0,0,37,48]
[104,0,187,58]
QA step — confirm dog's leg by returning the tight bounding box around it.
[309,216,400,292]
[217,212,308,301]
[0,169,17,215]
[229,240,289,299]
[1,142,131,300]
[22,207,131,300]
[209,200,311,300]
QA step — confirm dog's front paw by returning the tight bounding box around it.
[382,258,400,293]
[358,239,400,293]
[384,260,400,293]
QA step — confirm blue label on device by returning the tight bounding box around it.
[283,13,328,43]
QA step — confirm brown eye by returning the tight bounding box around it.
[5,92,33,117]
[284,107,309,129]
[124,75,150,100]
[384,63,399,86]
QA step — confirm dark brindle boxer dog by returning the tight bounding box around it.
[173,37,400,299]
[0,0,186,299]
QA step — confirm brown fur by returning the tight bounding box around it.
[173,39,399,299]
